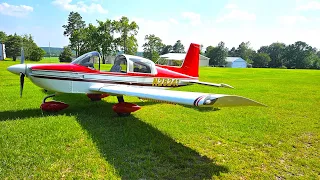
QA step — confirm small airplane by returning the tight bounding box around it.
[7,43,265,116]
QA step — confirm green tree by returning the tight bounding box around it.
[311,57,320,69]
[205,42,228,66]
[252,53,271,68]
[59,46,73,62]
[125,36,138,55]
[160,45,173,55]
[258,42,286,68]
[62,11,86,36]
[79,24,99,55]
[21,34,38,60]
[143,34,164,61]
[29,47,46,61]
[172,40,185,53]
[5,33,21,61]
[114,16,139,54]
[283,41,314,69]
[235,41,255,63]
[96,19,116,60]
[0,31,7,43]
[69,29,86,57]
[228,47,237,56]
[62,11,86,57]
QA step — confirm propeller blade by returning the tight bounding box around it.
[20,73,25,98]
[20,47,25,64]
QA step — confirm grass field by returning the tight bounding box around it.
[0,59,319,179]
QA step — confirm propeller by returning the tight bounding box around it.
[20,72,25,98]
[20,47,25,98]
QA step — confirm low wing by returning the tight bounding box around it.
[181,80,234,88]
[89,84,265,107]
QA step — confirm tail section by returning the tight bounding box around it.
[180,43,200,77]
[156,43,200,77]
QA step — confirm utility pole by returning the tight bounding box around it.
[49,42,51,58]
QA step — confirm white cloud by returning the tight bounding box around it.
[181,12,201,25]
[225,3,238,9]
[216,4,256,23]
[52,0,108,14]
[0,3,33,17]
[169,18,179,25]
[217,9,256,22]
[277,15,308,25]
[297,0,320,10]
[132,18,172,49]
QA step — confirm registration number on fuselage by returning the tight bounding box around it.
[152,78,180,87]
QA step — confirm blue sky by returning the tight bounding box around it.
[0,0,320,51]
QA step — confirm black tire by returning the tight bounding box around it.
[117,112,131,117]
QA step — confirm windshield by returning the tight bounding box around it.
[71,51,101,69]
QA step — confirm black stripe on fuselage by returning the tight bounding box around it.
[31,75,187,87]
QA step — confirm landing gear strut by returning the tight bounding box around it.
[112,96,141,116]
[42,94,55,103]
[40,93,69,112]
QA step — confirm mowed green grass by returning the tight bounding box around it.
[0,59,319,179]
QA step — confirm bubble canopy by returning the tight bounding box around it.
[71,51,101,70]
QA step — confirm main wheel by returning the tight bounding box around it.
[117,112,131,117]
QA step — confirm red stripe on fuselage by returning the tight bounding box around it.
[31,64,198,79]
[31,75,187,87]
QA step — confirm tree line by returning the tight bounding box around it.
[205,41,320,69]
[60,12,139,62]
[0,31,45,61]
[58,11,320,70]
[60,12,187,63]
[2,10,319,69]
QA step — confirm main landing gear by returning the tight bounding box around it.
[112,96,141,116]
[40,94,69,112]
[86,93,109,101]
[40,93,140,116]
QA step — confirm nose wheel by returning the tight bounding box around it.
[40,94,69,112]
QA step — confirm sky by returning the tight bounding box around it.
[0,0,320,51]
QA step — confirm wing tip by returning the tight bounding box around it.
[210,95,267,107]
[221,83,234,89]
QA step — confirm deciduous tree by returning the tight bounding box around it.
[205,42,228,66]
[5,33,21,61]
[59,46,73,62]
[258,42,286,68]
[62,11,86,57]
[235,41,255,63]
[160,45,173,55]
[252,53,271,68]
[114,16,139,54]
[0,31,7,43]
[172,40,185,53]
[29,47,46,61]
[283,41,314,69]
[143,34,164,61]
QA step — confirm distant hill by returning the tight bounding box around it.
[41,47,63,57]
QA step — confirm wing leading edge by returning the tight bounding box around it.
[89,84,265,107]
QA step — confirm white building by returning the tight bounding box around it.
[225,57,247,68]
[159,53,210,67]
[0,43,6,60]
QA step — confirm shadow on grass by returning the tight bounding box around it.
[0,94,228,179]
